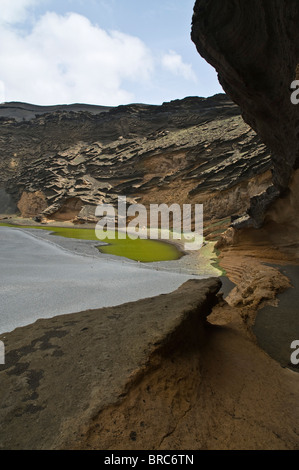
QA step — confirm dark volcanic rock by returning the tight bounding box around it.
[0,102,113,122]
[0,188,17,214]
[191,0,299,226]
[0,95,272,224]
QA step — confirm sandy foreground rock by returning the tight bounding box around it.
[0,273,298,450]
[0,278,220,450]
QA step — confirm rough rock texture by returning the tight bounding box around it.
[191,0,299,227]
[76,320,299,451]
[1,277,298,450]
[0,188,17,214]
[17,191,48,218]
[0,279,220,450]
[0,95,272,224]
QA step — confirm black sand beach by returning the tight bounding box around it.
[253,264,299,373]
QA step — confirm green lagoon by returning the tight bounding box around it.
[0,223,182,263]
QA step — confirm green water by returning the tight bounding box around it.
[0,223,182,263]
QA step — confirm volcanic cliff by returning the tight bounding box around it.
[0,95,272,235]
[192,0,299,232]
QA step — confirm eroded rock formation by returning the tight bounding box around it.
[0,96,272,226]
[191,0,299,227]
[1,277,298,450]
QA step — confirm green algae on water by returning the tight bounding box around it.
[0,223,182,263]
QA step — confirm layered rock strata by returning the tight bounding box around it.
[0,96,272,225]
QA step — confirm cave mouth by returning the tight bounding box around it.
[51,197,84,221]
[0,188,18,215]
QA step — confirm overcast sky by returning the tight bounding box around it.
[0,0,223,106]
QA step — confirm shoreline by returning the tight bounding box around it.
[3,216,297,370]
[0,226,202,335]
[0,216,223,277]
[0,218,298,449]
